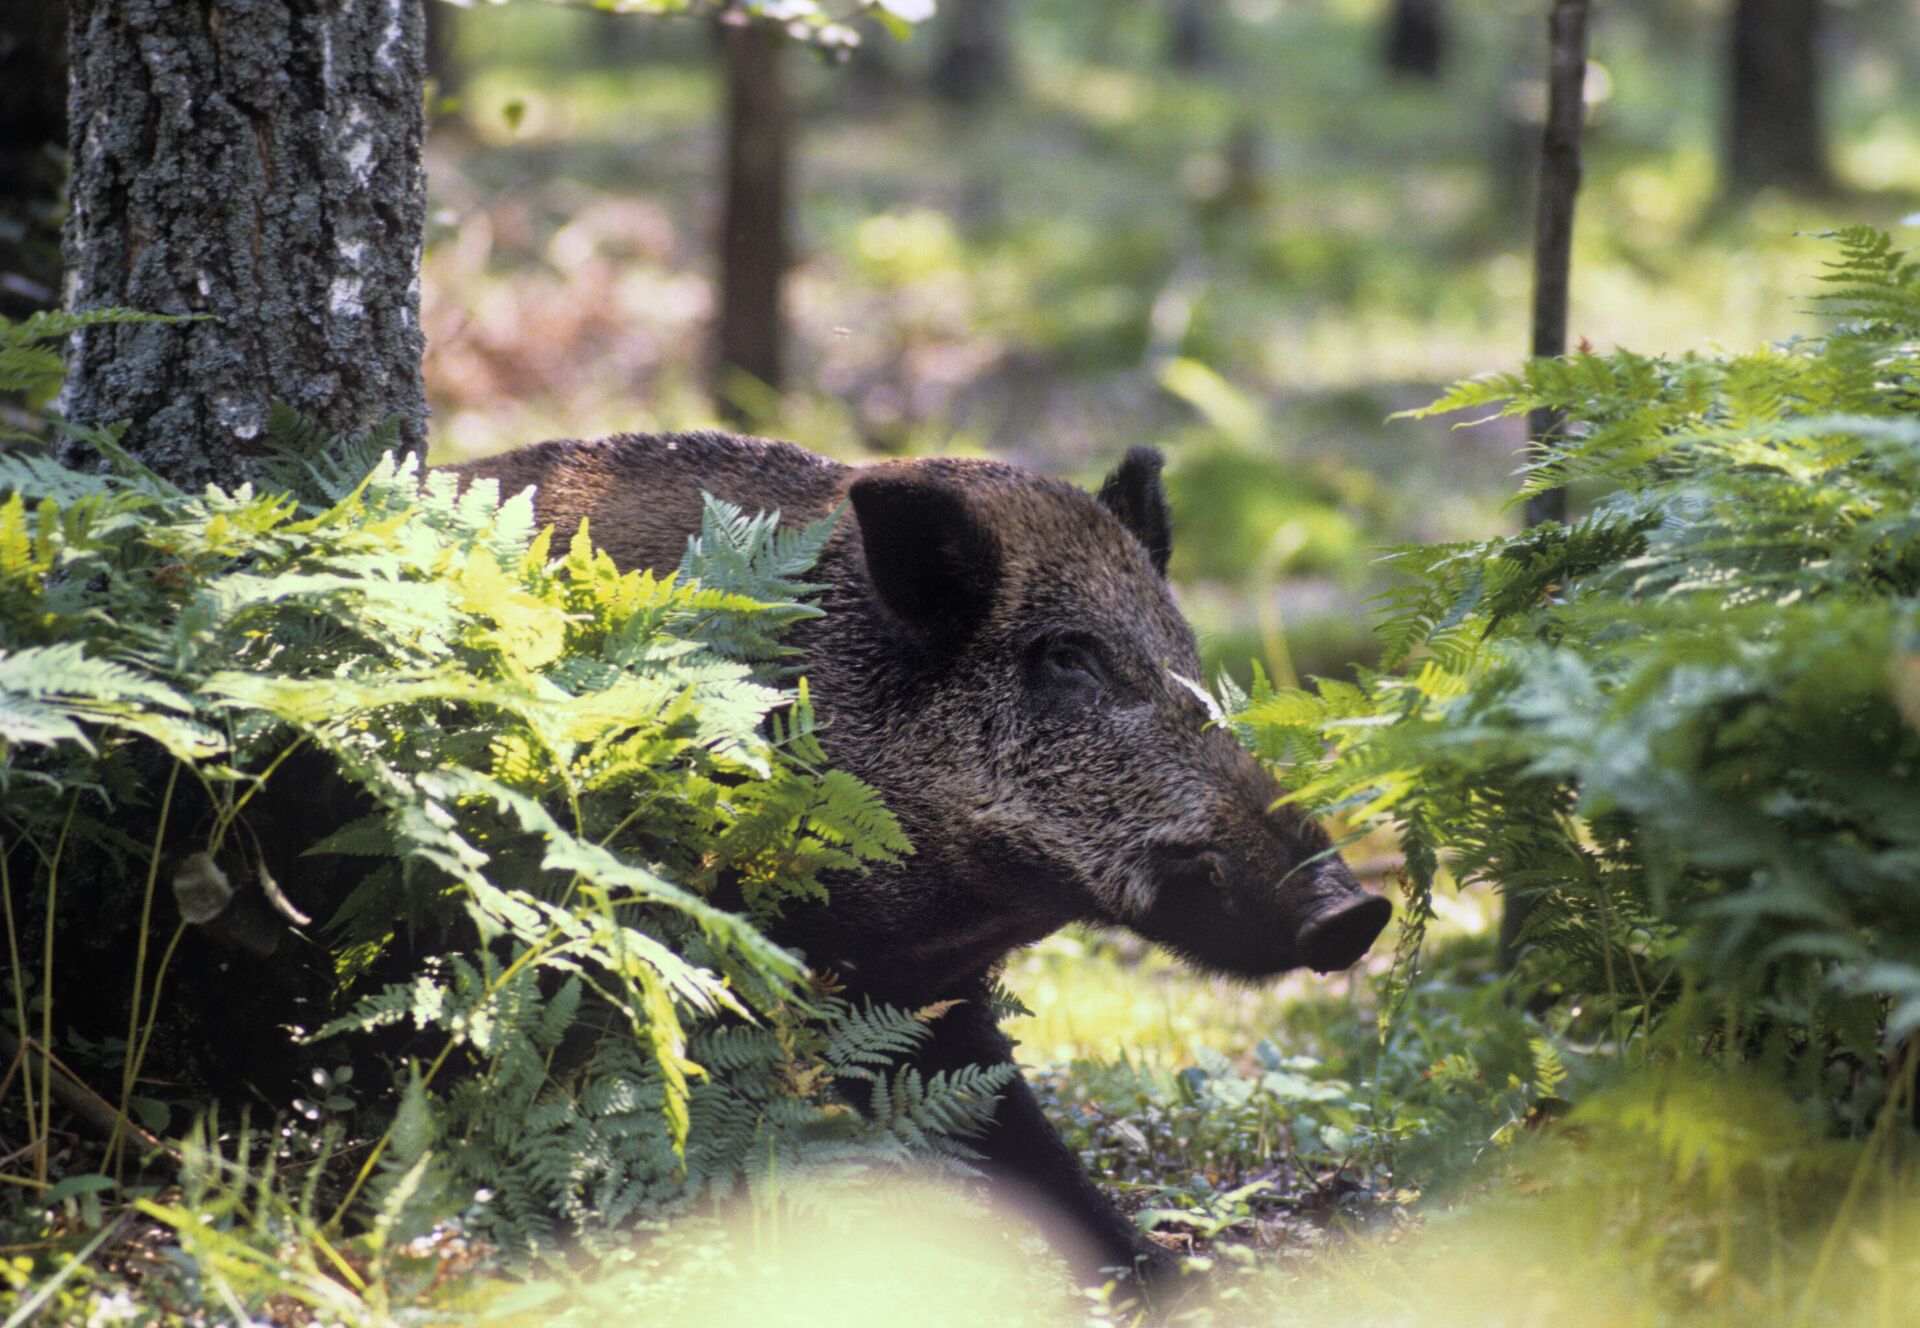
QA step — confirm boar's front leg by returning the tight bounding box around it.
[910,980,1169,1287]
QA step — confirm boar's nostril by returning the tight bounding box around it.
[1296,893,1393,973]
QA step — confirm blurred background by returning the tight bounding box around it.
[416,0,1920,690]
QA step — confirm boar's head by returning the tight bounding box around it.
[806,447,1390,991]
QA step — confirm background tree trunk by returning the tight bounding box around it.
[1723,0,1832,196]
[714,20,789,415]
[0,0,68,319]
[1503,0,1590,972]
[426,0,463,104]
[1166,0,1215,70]
[1382,0,1447,80]
[61,0,428,489]
[931,0,1010,105]
[845,22,900,98]
[1523,0,1588,531]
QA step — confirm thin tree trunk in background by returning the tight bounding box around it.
[1502,0,1589,972]
[1487,25,1542,231]
[427,0,464,104]
[0,0,68,320]
[62,0,428,489]
[1382,0,1447,80]
[1523,0,1586,532]
[847,22,899,96]
[1167,0,1214,70]
[594,7,655,65]
[714,20,789,415]
[932,0,1010,104]
[1724,0,1832,196]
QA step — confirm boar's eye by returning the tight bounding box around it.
[1031,635,1106,699]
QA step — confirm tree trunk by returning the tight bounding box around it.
[61,0,429,490]
[846,23,899,97]
[1503,0,1590,973]
[931,0,1009,105]
[0,0,68,319]
[427,0,463,103]
[714,20,789,415]
[1523,0,1587,532]
[1166,0,1214,70]
[1723,0,1832,196]
[1382,0,1447,80]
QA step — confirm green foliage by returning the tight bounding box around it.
[1029,935,1579,1249]
[0,325,1000,1275]
[326,968,1011,1261]
[1232,1060,1920,1328]
[256,401,408,508]
[672,495,840,667]
[1239,228,1920,1082]
[1155,357,1377,589]
[0,309,193,438]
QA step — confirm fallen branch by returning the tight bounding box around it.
[0,1027,174,1162]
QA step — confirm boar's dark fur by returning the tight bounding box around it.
[449,431,1391,1282]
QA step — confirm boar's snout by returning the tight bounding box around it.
[1201,752,1393,975]
[1289,867,1394,974]
[1133,831,1393,979]
[1114,721,1397,978]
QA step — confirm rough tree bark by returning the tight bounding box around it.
[931,0,1009,105]
[1382,0,1447,81]
[1502,0,1589,972]
[0,0,68,320]
[61,0,428,489]
[1724,0,1832,196]
[714,19,789,414]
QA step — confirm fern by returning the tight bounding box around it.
[1809,224,1920,327]
[0,357,995,1266]
[673,494,840,668]
[0,309,197,441]
[326,977,1012,1262]
[1237,229,1920,1098]
[825,1001,937,1081]
[255,403,407,510]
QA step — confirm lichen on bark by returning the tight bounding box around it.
[61,0,428,488]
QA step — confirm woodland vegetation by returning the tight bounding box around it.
[2,1,1919,1325]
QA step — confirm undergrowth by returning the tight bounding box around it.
[1178,225,1920,1324]
[1234,224,1920,1085]
[0,309,1014,1320]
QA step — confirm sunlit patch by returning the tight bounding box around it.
[476,1174,1081,1327]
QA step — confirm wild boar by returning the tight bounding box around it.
[448,431,1392,1281]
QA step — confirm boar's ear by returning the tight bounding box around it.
[1097,446,1172,577]
[848,472,1001,641]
